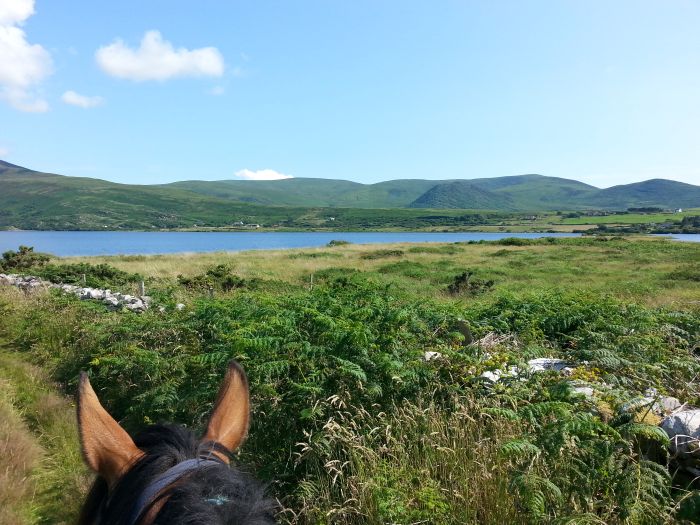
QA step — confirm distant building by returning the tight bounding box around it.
[676,208,683,213]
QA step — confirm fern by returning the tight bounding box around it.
[500,439,540,460]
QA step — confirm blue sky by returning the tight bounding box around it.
[1,0,699,187]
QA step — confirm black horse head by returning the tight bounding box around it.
[76,362,277,525]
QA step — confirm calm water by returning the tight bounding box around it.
[0,231,589,257]
[0,231,696,257]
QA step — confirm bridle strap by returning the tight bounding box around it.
[127,458,223,525]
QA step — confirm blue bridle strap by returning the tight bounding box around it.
[127,458,223,525]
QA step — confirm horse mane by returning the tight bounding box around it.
[78,423,277,525]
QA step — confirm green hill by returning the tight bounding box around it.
[170,173,698,211]
[581,179,700,209]
[1,159,699,230]
[166,178,439,208]
[409,181,514,209]
[0,161,311,230]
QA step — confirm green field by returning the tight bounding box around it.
[1,238,700,524]
[559,210,699,225]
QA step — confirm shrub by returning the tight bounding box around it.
[177,264,245,292]
[359,249,404,260]
[327,239,351,247]
[446,270,494,296]
[34,262,143,289]
[0,246,50,271]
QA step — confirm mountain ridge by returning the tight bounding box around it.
[0,160,698,231]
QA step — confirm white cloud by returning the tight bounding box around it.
[0,1,52,112]
[234,169,293,181]
[0,146,9,157]
[0,0,34,25]
[62,90,104,108]
[96,30,224,82]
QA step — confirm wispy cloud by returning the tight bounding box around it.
[96,30,224,82]
[62,90,103,108]
[234,168,293,181]
[0,145,9,157]
[0,0,52,112]
[209,85,225,96]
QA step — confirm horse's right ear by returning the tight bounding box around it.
[77,372,143,486]
[203,361,250,461]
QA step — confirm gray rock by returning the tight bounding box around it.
[89,289,105,300]
[572,386,595,398]
[103,296,120,309]
[527,358,570,373]
[657,396,682,414]
[622,395,682,416]
[125,299,145,311]
[662,409,700,466]
[1,272,152,312]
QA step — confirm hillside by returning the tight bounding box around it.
[1,160,699,230]
[167,178,439,208]
[168,172,699,210]
[409,181,514,209]
[582,179,700,209]
[0,161,312,230]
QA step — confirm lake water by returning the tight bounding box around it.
[0,231,696,257]
[0,231,586,257]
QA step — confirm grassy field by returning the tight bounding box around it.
[64,236,700,307]
[1,237,700,524]
[559,209,699,225]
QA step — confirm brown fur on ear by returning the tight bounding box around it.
[77,372,143,486]
[203,361,250,461]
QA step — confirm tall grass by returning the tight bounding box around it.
[291,397,519,524]
[0,374,42,525]
[0,291,90,525]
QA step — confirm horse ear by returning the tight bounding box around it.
[203,361,250,459]
[77,372,142,486]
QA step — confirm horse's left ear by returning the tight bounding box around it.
[203,361,250,461]
[77,372,143,486]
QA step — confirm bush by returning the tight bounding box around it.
[327,239,352,247]
[446,270,494,296]
[177,264,245,292]
[359,249,404,260]
[0,246,50,271]
[34,263,143,289]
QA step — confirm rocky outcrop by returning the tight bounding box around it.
[0,273,151,312]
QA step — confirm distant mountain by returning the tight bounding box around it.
[409,181,514,209]
[166,178,439,208]
[0,161,309,230]
[0,159,698,230]
[170,172,699,211]
[408,175,598,210]
[582,179,700,209]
